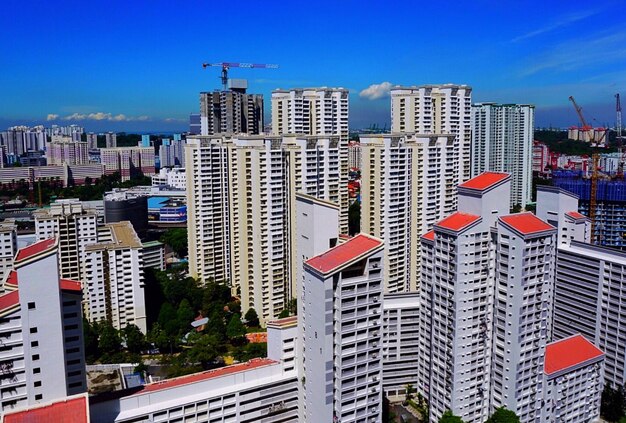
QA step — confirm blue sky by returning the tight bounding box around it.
[2,0,626,132]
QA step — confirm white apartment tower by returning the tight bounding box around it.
[0,220,17,293]
[390,84,472,183]
[185,135,343,323]
[360,134,457,292]
[302,234,384,423]
[471,103,535,207]
[0,239,86,415]
[34,199,98,281]
[83,221,147,333]
[271,88,350,234]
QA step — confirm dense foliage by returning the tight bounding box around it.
[439,410,464,423]
[486,407,520,423]
[160,228,188,257]
[602,384,626,422]
[534,130,617,155]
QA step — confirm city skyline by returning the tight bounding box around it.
[2,0,626,131]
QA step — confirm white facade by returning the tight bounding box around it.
[390,84,472,183]
[185,135,343,324]
[302,234,384,423]
[141,241,165,271]
[360,133,458,293]
[553,241,626,389]
[34,199,99,281]
[0,220,17,293]
[381,292,420,398]
[419,172,563,423]
[543,335,604,422]
[152,167,186,190]
[471,103,535,207]
[536,185,590,245]
[271,87,350,234]
[0,239,86,415]
[83,221,147,333]
[91,358,297,423]
[348,141,361,170]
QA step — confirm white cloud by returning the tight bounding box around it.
[59,112,152,122]
[46,114,59,121]
[512,9,600,42]
[164,117,187,123]
[359,82,394,100]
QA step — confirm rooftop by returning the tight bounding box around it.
[136,358,276,394]
[421,230,435,241]
[14,238,56,262]
[499,213,555,236]
[267,316,298,328]
[0,290,20,316]
[305,233,383,276]
[565,211,588,220]
[3,395,89,423]
[86,221,142,251]
[458,172,510,191]
[60,279,82,293]
[545,334,604,376]
[435,212,481,232]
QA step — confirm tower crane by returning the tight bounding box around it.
[569,95,607,244]
[202,62,279,90]
[616,93,625,177]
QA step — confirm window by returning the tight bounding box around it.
[32,354,39,361]
[30,327,37,334]
[33,368,40,374]
[28,302,36,310]
[31,341,38,348]
[68,381,82,388]
[35,394,42,400]
[34,381,41,387]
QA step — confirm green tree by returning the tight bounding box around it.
[486,407,520,423]
[83,319,100,363]
[147,323,170,352]
[404,383,415,403]
[602,384,626,422]
[158,303,178,336]
[348,200,360,235]
[233,342,267,362]
[186,333,222,369]
[439,410,464,423]
[98,322,122,355]
[244,308,259,328]
[122,324,147,354]
[160,228,188,257]
[176,299,196,332]
[278,309,290,318]
[201,280,232,318]
[226,313,247,344]
[205,311,227,342]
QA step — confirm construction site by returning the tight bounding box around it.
[547,94,626,249]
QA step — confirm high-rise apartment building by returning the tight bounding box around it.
[83,221,147,333]
[471,103,535,207]
[159,139,186,168]
[86,133,98,149]
[0,220,17,293]
[100,147,155,181]
[360,134,457,292]
[185,135,342,323]
[34,199,99,281]
[347,140,361,170]
[302,234,384,423]
[199,88,263,136]
[105,132,117,148]
[271,87,350,234]
[390,84,472,182]
[0,238,86,414]
[47,140,89,166]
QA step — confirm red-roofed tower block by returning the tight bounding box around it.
[536,185,591,245]
[302,234,384,422]
[458,172,511,228]
[544,335,604,421]
[0,239,86,416]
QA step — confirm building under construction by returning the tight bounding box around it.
[552,170,626,249]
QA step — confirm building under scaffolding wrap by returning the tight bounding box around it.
[551,171,626,249]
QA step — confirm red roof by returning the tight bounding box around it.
[138,358,276,394]
[435,212,481,232]
[421,230,435,241]
[3,395,88,423]
[499,213,554,236]
[458,172,509,191]
[5,270,18,288]
[305,234,383,275]
[60,279,82,293]
[566,211,588,220]
[0,291,20,315]
[267,316,298,327]
[15,238,56,262]
[545,335,604,376]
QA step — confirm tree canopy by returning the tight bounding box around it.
[439,410,464,423]
[486,407,520,423]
